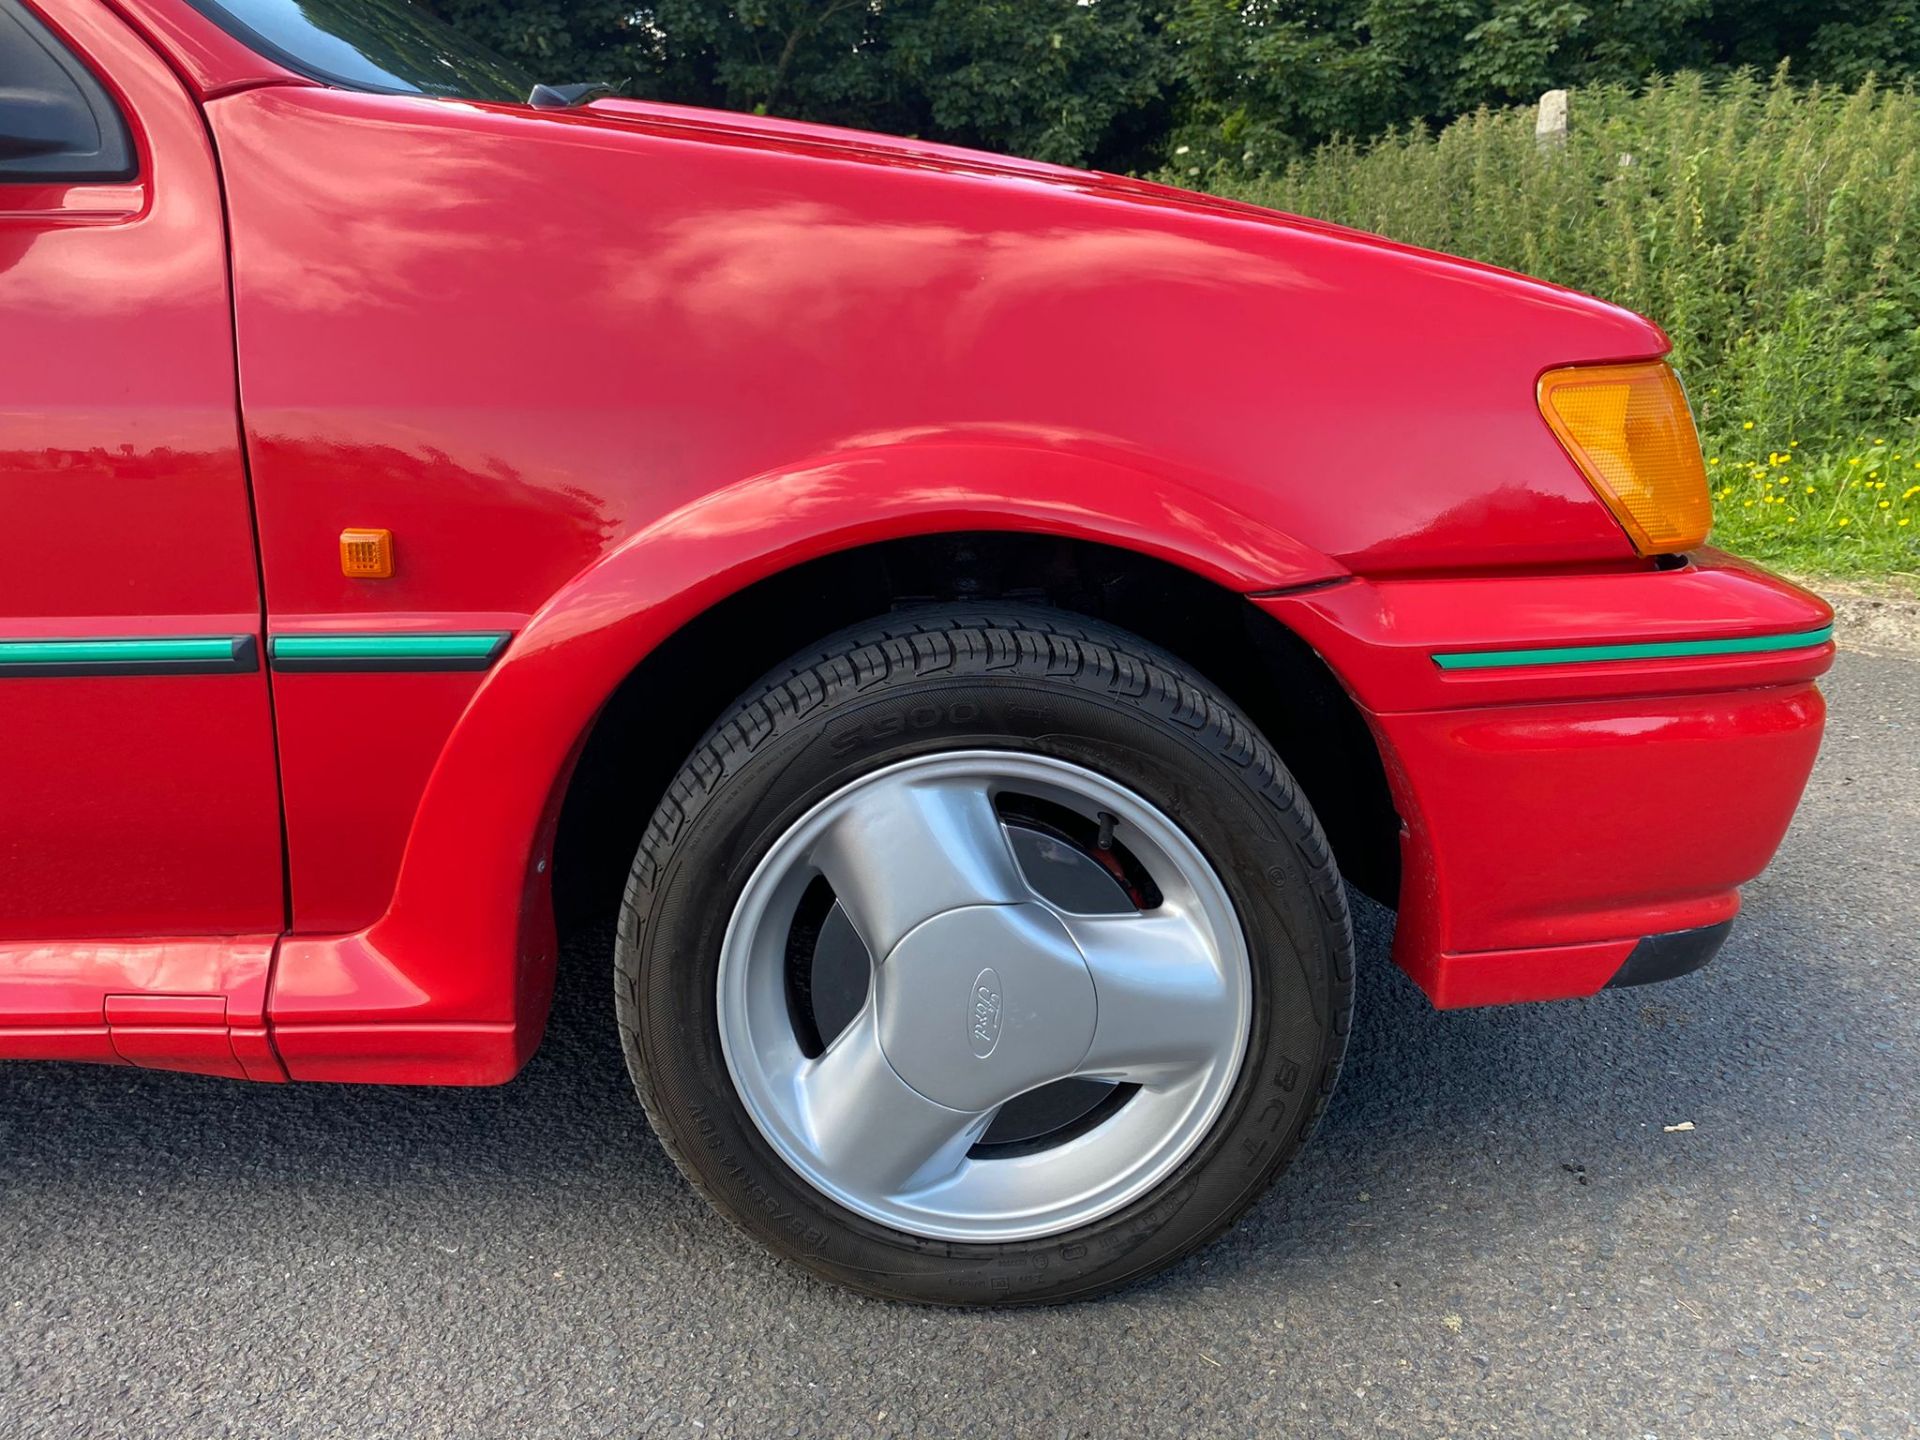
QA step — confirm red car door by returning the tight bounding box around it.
[0,0,283,1049]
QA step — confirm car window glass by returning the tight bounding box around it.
[185,0,533,103]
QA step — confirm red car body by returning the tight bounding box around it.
[1,0,1831,1085]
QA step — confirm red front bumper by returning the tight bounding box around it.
[1257,550,1832,1007]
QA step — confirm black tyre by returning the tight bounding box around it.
[615,605,1352,1305]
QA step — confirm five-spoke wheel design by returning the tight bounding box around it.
[717,751,1252,1241]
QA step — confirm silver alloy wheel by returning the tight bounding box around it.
[716,751,1253,1242]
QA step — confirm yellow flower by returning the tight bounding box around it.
[1743,421,1754,430]
[1850,457,1862,466]
[1881,501,1893,509]
[1837,517,1851,526]
[1874,438,1885,445]
[1902,518,1912,527]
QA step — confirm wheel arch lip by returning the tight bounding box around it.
[264,438,1345,1080]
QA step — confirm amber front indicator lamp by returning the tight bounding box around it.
[1538,360,1713,555]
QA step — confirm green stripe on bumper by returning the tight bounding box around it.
[269,632,511,672]
[0,635,255,676]
[1433,624,1833,671]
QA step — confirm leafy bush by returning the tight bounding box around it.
[425,1,1920,173]
[1167,0,1920,171]
[425,0,1171,167]
[1200,70,1920,578]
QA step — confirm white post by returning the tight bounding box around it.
[1536,88,1569,150]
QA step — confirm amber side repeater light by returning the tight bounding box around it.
[1538,360,1713,555]
[340,528,394,579]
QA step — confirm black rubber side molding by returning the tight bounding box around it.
[1606,920,1733,990]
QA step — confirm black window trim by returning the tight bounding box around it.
[0,0,138,183]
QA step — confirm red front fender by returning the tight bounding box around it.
[266,438,1341,1082]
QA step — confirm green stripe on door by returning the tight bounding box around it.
[0,630,517,676]
[0,636,238,665]
[1432,625,1833,671]
[0,636,254,675]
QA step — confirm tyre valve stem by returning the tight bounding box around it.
[1096,810,1117,851]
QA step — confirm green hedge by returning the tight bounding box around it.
[1200,70,1920,580]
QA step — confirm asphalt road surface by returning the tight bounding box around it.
[3,649,1915,1439]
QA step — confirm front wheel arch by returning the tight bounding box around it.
[551,532,1402,946]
